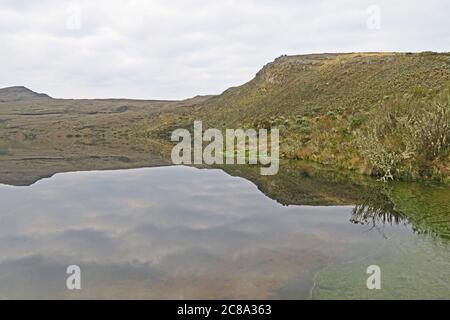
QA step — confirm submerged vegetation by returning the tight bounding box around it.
[351,182,450,240]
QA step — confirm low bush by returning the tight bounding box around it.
[357,87,450,181]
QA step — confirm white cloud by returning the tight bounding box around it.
[0,0,449,99]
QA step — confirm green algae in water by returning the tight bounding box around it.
[313,181,450,300]
[387,182,450,240]
[312,234,450,299]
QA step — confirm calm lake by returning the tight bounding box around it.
[0,165,448,299]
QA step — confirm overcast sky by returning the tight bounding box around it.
[0,0,449,100]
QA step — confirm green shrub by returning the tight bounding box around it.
[349,116,363,130]
[357,87,450,181]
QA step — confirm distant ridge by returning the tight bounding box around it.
[0,86,51,101]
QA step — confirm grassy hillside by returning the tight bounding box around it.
[149,52,450,181]
[1,53,449,182]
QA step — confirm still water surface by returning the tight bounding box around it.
[0,166,448,299]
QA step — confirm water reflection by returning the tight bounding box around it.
[0,166,448,299]
[351,184,450,240]
[351,186,408,230]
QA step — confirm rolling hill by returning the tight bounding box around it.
[149,52,450,181]
[0,86,51,101]
[1,52,449,182]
